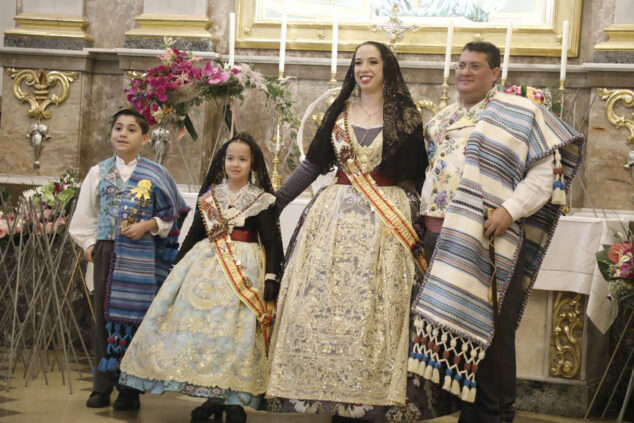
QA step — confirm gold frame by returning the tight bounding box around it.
[236,0,582,57]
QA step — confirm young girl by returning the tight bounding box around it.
[119,132,283,423]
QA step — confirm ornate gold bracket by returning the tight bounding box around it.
[8,68,78,120]
[416,98,440,117]
[596,88,634,144]
[550,291,584,379]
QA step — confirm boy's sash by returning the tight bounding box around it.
[331,113,427,273]
[198,186,273,346]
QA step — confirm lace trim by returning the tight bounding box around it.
[213,183,275,229]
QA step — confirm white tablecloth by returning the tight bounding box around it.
[534,212,632,333]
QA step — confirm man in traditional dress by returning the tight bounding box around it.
[409,41,584,422]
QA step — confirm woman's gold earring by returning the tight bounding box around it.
[250,171,256,184]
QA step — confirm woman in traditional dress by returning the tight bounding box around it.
[119,132,283,423]
[267,41,454,422]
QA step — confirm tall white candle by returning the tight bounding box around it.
[331,16,338,74]
[443,20,454,79]
[279,13,287,73]
[229,12,235,67]
[560,20,569,81]
[501,22,512,83]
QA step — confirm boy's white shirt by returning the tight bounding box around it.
[69,156,172,252]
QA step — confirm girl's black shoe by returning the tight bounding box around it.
[190,399,224,421]
[225,405,247,423]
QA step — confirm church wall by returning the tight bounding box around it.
[0,0,632,213]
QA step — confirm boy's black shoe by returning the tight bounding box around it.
[86,392,110,408]
[113,390,140,411]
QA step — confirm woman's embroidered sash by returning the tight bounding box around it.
[198,186,273,346]
[331,112,427,273]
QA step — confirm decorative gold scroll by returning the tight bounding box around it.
[596,88,634,144]
[417,98,440,117]
[550,291,584,379]
[8,68,78,120]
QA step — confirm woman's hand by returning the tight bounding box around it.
[263,279,280,302]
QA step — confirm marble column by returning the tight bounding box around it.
[3,0,93,50]
[594,0,634,62]
[124,0,214,51]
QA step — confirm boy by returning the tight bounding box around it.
[70,109,189,410]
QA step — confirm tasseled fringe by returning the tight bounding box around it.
[424,361,434,380]
[551,149,566,205]
[96,321,136,374]
[408,316,486,404]
[442,369,452,391]
[451,375,462,396]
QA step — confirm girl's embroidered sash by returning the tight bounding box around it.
[198,186,273,346]
[331,113,427,273]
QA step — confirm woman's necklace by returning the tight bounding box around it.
[356,101,383,124]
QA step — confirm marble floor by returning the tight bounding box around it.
[0,359,614,423]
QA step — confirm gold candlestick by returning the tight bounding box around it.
[439,77,449,110]
[270,112,284,190]
[269,72,286,191]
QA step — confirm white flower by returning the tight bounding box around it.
[22,189,37,200]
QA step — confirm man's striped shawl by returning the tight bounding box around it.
[409,92,584,400]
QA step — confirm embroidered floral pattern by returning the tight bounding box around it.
[420,88,496,218]
[97,158,125,240]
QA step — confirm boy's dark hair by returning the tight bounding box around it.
[111,109,150,134]
[462,41,501,69]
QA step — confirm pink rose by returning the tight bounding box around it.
[608,243,629,263]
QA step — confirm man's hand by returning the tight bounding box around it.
[84,244,95,262]
[484,206,513,238]
[121,219,157,240]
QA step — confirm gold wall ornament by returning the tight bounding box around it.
[472,33,483,41]
[370,4,420,53]
[126,71,145,80]
[416,98,440,117]
[316,29,326,40]
[596,88,634,144]
[8,68,78,120]
[550,291,584,379]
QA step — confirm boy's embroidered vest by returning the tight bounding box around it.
[97,157,126,240]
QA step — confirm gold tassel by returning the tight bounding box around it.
[460,385,470,401]
[408,357,418,373]
[451,378,462,396]
[442,374,452,391]
[469,387,477,403]
[552,187,566,205]
[423,363,433,380]
[417,360,427,376]
[432,367,441,384]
